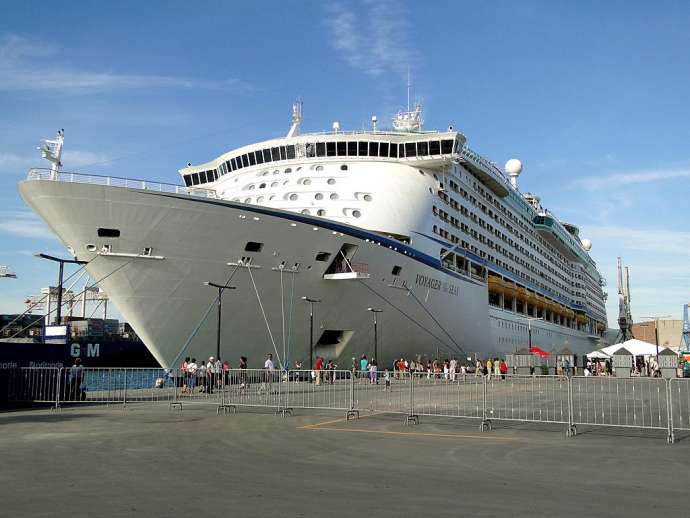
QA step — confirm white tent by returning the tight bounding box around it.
[586,350,611,359]
[595,339,678,357]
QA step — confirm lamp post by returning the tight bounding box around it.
[367,308,383,361]
[204,281,236,360]
[641,315,671,361]
[301,297,321,370]
[35,253,87,325]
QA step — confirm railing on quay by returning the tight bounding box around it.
[26,168,217,199]
[5,366,689,443]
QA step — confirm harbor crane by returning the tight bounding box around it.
[681,303,690,351]
[615,257,634,343]
[0,266,17,278]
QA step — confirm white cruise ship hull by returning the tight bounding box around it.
[19,180,597,368]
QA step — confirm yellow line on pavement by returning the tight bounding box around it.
[302,426,517,441]
[299,411,388,429]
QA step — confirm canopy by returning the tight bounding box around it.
[591,339,679,358]
[586,350,611,359]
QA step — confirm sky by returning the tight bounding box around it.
[0,0,689,327]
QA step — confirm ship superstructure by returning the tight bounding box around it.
[19,104,607,368]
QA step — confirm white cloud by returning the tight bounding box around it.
[0,153,34,171]
[0,34,250,95]
[0,149,111,174]
[581,225,690,257]
[0,210,57,240]
[324,1,417,77]
[570,168,690,190]
[61,150,112,168]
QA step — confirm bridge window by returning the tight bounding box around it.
[369,141,379,156]
[279,146,287,160]
[441,139,454,154]
[418,141,428,156]
[405,142,417,157]
[358,141,368,156]
[316,142,326,157]
[305,143,316,157]
[326,142,336,157]
[241,154,249,168]
[191,173,199,185]
[255,150,264,164]
[271,147,280,161]
[379,142,389,157]
[398,143,405,157]
[231,158,237,171]
[184,175,192,187]
[248,152,257,166]
[286,145,296,159]
[429,141,440,155]
[263,149,272,163]
[389,144,398,158]
[199,171,207,183]
[337,141,346,156]
[347,141,357,156]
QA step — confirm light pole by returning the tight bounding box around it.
[35,253,87,325]
[204,281,236,360]
[301,297,321,370]
[367,308,383,361]
[641,315,671,361]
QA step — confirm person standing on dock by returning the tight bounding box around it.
[68,358,84,401]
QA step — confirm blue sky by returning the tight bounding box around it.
[1,0,689,327]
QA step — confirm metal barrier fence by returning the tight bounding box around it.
[5,367,688,443]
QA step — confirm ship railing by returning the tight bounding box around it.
[26,168,217,199]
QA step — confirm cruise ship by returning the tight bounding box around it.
[18,103,608,369]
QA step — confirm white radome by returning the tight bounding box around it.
[581,239,592,251]
[505,158,523,176]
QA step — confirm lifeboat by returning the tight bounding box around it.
[488,276,505,294]
[535,294,547,309]
[576,312,587,325]
[516,287,528,301]
[503,281,517,298]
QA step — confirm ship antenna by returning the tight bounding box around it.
[407,66,411,112]
[287,99,303,138]
[38,129,65,179]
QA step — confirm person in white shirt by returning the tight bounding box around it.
[264,353,274,371]
[187,358,198,392]
[206,356,217,394]
[260,353,275,394]
[450,358,457,382]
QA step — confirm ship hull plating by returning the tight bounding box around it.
[19,181,595,368]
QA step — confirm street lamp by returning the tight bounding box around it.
[517,315,545,351]
[367,308,383,361]
[301,296,321,370]
[204,281,236,360]
[641,315,671,361]
[35,253,87,325]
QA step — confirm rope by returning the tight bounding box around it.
[169,265,240,369]
[285,269,296,368]
[280,267,286,368]
[405,287,467,356]
[246,264,283,369]
[356,279,465,358]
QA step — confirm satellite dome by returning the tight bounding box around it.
[505,159,523,176]
[581,239,592,251]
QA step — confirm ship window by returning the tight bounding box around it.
[315,165,324,171]
[379,142,389,157]
[224,161,230,173]
[389,143,398,158]
[259,183,266,188]
[340,164,348,171]
[184,175,192,187]
[315,193,323,200]
[285,168,292,173]
[441,139,454,154]
[301,209,310,214]
[363,194,372,202]
[392,265,402,276]
[358,141,368,156]
[405,142,417,157]
[317,209,326,216]
[289,193,298,201]
[244,242,264,253]
[398,143,405,157]
[336,141,346,156]
[316,142,326,157]
[429,141,441,155]
[98,228,120,238]
[315,252,331,262]
[199,171,207,183]
[279,146,287,160]
[270,147,279,161]
[305,143,316,158]
[369,141,379,156]
[326,141,336,156]
[241,154,249,167]
[327,178,336,185]
[255,150,264,164]
[352,210,361,218]
[418,141,429,156]
[286,145,296,159]
[248,152,257,166]
[231,158,237,171]
[303,179,312,185]
[347,141,357,156]
[191,173,200,185]
[330,193,338,200]
[263,149,272,163]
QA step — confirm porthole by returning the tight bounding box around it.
[303,178,312,185]
[273,170,280,175]
[315,165,324,172]
[289,193,298,201]
[285,168,292,173]
[259,183,266,188]
[340,164,348,171]
[327,178,336,185]
[301,209,310,214]
[296,167,302,171]
[352,210,361,218]
[269,195,275,200]
[317,209,326,216]
[244,198,251,203]
[257,196,264,202]
[248,185,255,190]
[330,193,338,200]
[315,193,324,200]
[363,194,372,202]
[262,171,269,176]
[271,181,279,187]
